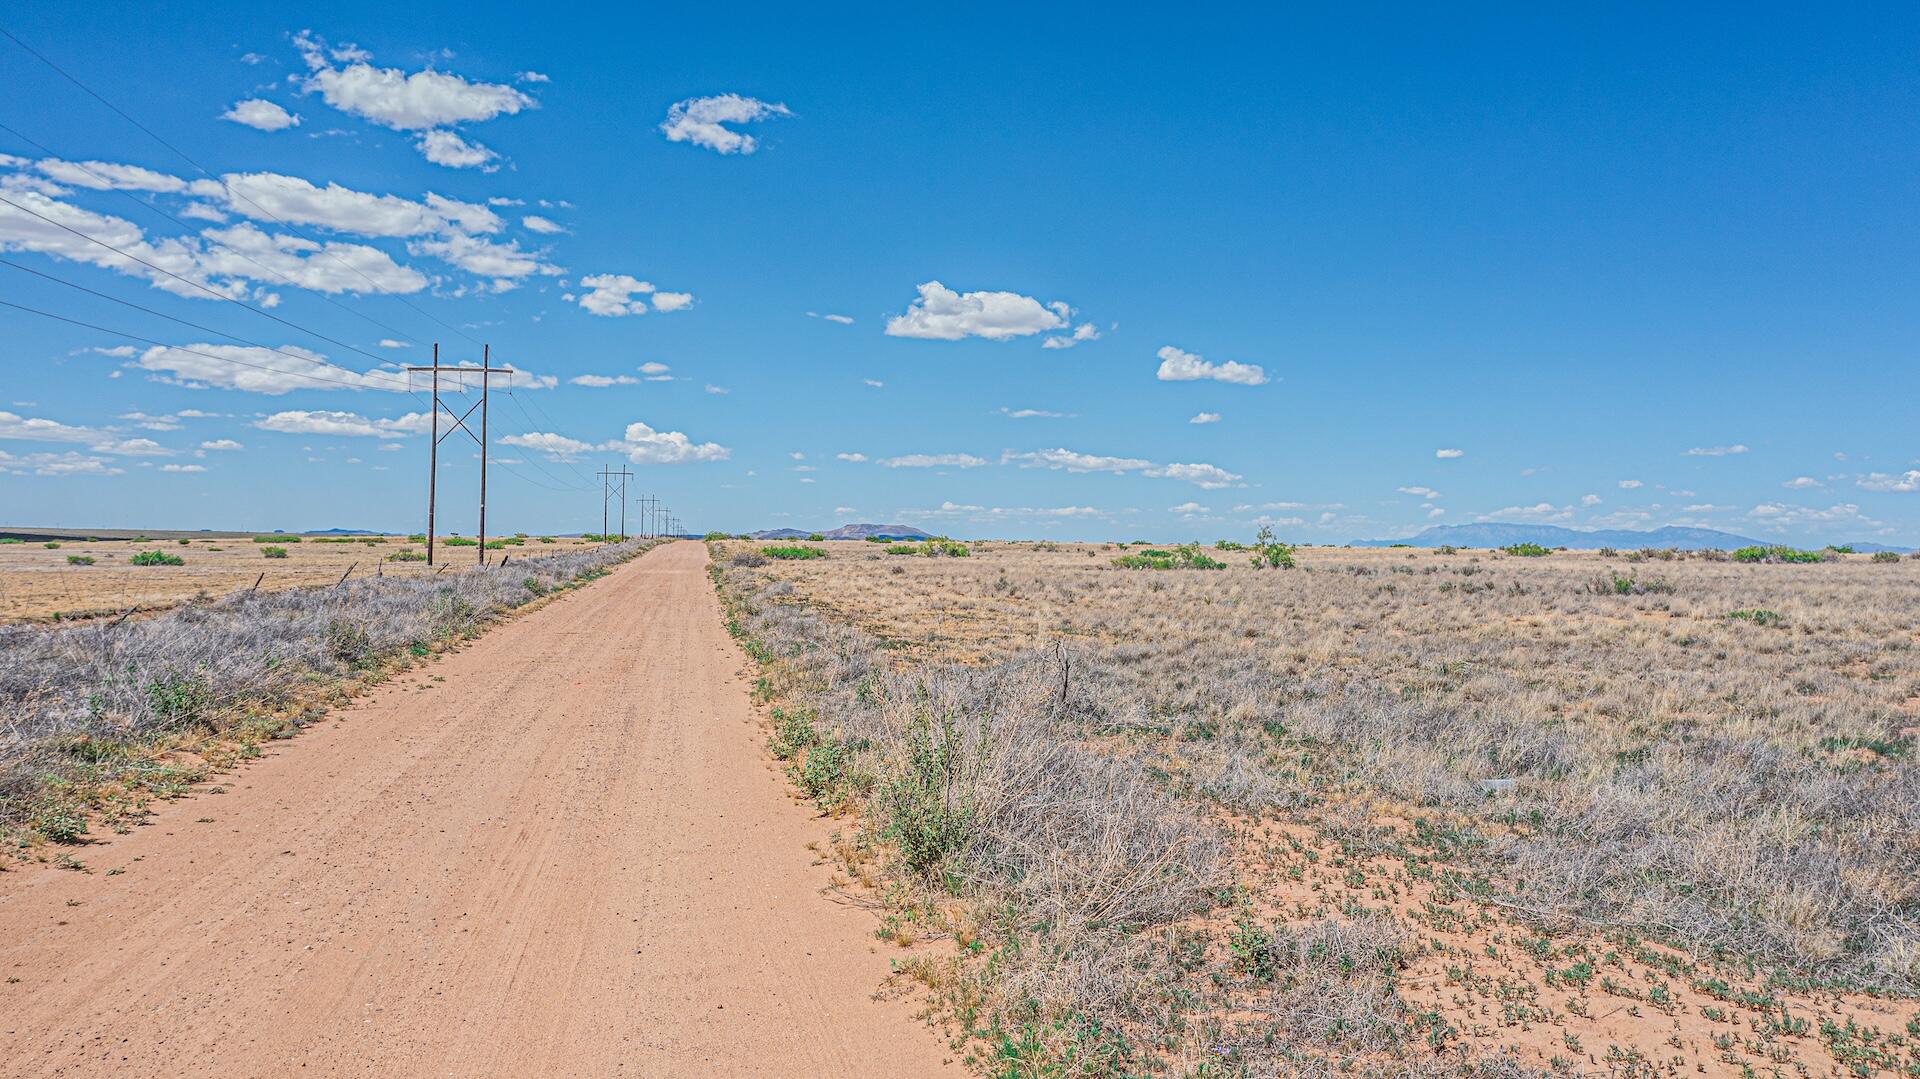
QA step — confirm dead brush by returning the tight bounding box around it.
[1,540,660,844]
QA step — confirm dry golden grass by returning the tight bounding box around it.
[723,539,1920,1077]
[0,532,601,623]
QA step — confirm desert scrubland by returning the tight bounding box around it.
[0,531,604,623]
[0,537,649,850]
[714,539,1920,1077]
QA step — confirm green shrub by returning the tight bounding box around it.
[796,736,851,804]
[865,535,892,543]
[917,538,970,558]
[260,546,289,559]
[386,547,426,562]
[1502,542,1551,557]
[703,531,729,541]
[1727,608,1784,627]
[538,536,556,543]
[1250,526,1295,569]
[0,537,21,545]
[1116,542,1227,570]
[43,541,61,549]
[443,536,478,547]
[1215,540,1247,551]
[66,554,95,566]
[806,533,826,542]
[1871,551,1901,564]
[1732,545,1825,564]
[408,533,427,543]
[146,670,214,729]
[769,706,821,760]
[881,709,977,880]
[252,535,300,543]
[1582,572,1676,596]
[762,545,826,560]
[885,545,917,555]
[483,540,506,549]
[129,549,185,566]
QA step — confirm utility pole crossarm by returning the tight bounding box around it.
[407,346,515,566]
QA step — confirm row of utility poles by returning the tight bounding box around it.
[410,344,687,566]
[596,468,678,540]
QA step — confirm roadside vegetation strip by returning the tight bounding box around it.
[714,540,1920,1077]
[0,539,660,850]
[710,543,1566,1078]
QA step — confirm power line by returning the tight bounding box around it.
[0,118,427,350]
[0,257,412,389]
[0,297,426,394]
[0,192,400,368]
[0,25,482,347]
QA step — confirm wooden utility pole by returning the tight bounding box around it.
[408,344,515,566]
[597,465,633,541]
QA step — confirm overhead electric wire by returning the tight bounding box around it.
[0,192,404,369]
[0,297,428,395]
[0,118,428,351]
[0,26,596,513]
[0,24,483,347]
[0,257,413,389]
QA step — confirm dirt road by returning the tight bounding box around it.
[0,541,954,1077]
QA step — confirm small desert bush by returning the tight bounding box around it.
[129,549,184,567]
[386,547,426,562]
[65,555,94,566]
[1733,544,1826,564]
[42,542,61,549]
[916,538,970,558]
[762,545,826,560]
[728,549,769,567]
[1250,525,1296,568]
[1581,571,1675,596]
[1501,542,1551,557]
[1114,542,1225,570]
[260,546,289,559]
[1871,550,1901,563]
[252,535,300,544]
[442,536,478,547]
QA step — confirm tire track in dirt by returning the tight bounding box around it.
[0,541,954,1077]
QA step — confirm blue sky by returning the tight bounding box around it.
[2,3,1916,543]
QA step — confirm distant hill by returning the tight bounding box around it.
[1356,523,1770,550]
[309,527,383,536]
[746,523,934,541]
[1835,540,1915,554]
[821,523,932,541]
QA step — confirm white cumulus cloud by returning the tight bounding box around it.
[885,281,1068,341]
[660,94,790,154]
[1154,345,1268,386]
[221,99,301,131]
[255,410,432,437]
[879,453,988,469]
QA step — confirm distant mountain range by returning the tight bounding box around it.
[747,523,934,541]
[1357,523,1777,551]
